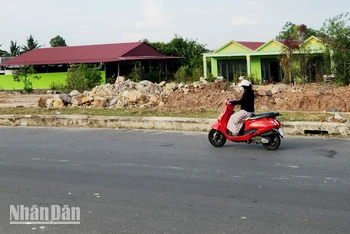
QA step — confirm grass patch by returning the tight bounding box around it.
[0,107,348,122]
[274,111,333,122]
[0,107,219,118]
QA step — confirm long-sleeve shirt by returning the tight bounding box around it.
[230,87,255,113]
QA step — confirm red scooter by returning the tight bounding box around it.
[208,99,284,150]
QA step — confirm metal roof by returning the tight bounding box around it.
[235,41,265,51]
[1,42,178,66]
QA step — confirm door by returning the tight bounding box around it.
[261,58,282,82]
[270,61,280,82]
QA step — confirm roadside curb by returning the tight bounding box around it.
[0,115,349,137]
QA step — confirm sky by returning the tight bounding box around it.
[0,0,349,51]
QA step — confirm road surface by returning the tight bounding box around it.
[0,127,349,234]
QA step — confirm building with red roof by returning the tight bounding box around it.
[1,41,180,82]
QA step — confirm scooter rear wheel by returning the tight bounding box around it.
[208,129,227,147]
[262,132,281,150]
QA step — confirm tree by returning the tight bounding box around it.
[321,12,350,85]
[21,35,41,53]
[141,38,150,43]
[0,44,10,56]
[150,41,176,57]
[147,35,208,82]
[66,64,102,92]
[276,22,325,40]
[169,35,208,68]
[10,41,20,56]
[13,65,41,93]
[278,25,310,84]
[149,34,208,69]
[50,35,67,47]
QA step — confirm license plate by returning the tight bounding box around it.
[278,128,284,137]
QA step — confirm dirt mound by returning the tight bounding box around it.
[263,85,350,112]
[164,82,241,110]
[1,82,349,113]
[165,83,350,112]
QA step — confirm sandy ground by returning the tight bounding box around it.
[0,92,53,108]
[165,83,350,112]
[0,83,349,112]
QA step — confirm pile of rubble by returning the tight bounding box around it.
[37,76,211,109]
[29,76,350,113]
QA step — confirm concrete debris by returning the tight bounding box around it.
[38,80,291,109]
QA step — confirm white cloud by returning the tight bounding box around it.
[136,0,167,29]
[231,14,262,26]
[247,1,260,9]
[121,33,146,43]
[121,31,172,44]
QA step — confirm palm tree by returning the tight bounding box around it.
[0,44,10,56]
[10,41,20,56]
[21,35,41,53]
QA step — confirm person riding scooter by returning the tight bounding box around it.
[227,79,255,136]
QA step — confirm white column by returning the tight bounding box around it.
[246,55,251,77]
[203,56,208,78]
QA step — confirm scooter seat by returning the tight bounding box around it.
[249,112,280,120]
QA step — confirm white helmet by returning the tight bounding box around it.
[238,79,251,87]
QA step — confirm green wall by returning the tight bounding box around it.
[251,55,281,82]
[0,71,106,90]
[208,55,286,82]
[250,57,261,81]
[211,58,218,77]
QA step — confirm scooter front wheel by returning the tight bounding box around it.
[208,129,227,147]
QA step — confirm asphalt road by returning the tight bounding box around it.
[0,127,349,234]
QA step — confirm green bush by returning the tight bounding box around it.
[174,66,209,83]
[204,72,218,83]
[174,65,189,83]
[106,74,117,85]
[146,72,160,83]
[245,71,260,85]
[49,81,71,93]
[128,62,144,82]
[162,71,174,82]
[13,65,41,93]
[191,68,203,81]
[66,64,102,92]
[206,77,217,83]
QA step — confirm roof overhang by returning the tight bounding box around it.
[0,56,181,66]
[118,56,182,61]
[203,50,326,58]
